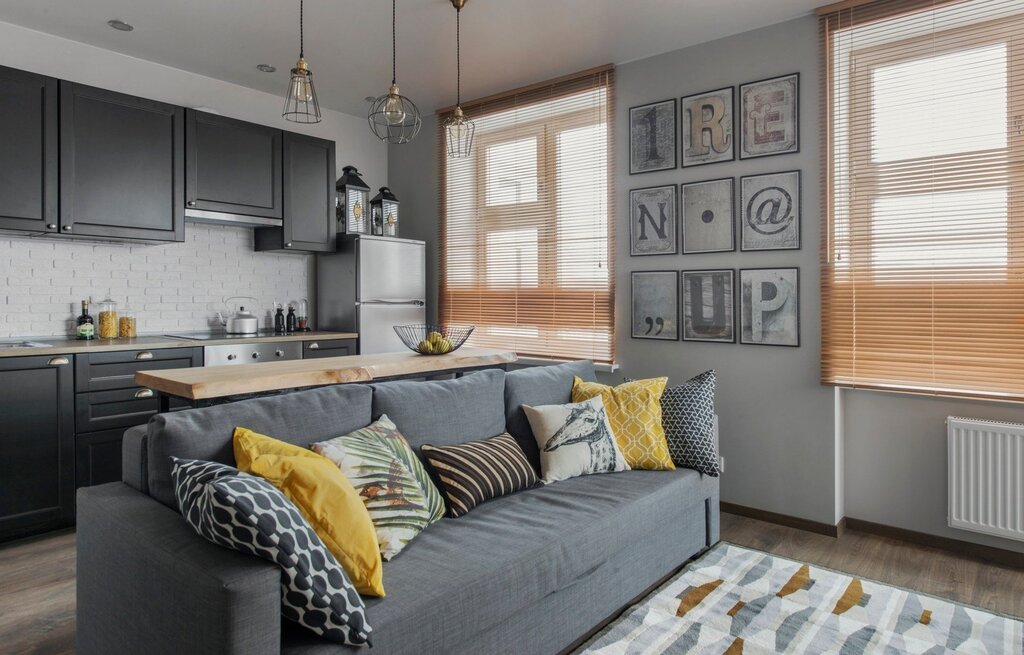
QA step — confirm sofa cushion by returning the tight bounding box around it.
[523,397,630,484]
[170,458,372,647]
[146,384,374,509]
[370,369,506,450]
[280,467,717,654]
[504,360,597,472]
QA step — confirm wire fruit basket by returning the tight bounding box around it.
[393,324,475,355]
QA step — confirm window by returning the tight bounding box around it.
[438,67,615,363]
[821,0,1024,399]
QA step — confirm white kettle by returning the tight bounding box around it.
[217,297,260,334]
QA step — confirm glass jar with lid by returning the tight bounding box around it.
[97,295,119,339]
[119,305,137,338]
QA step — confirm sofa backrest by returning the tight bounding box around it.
[144,384,373,508]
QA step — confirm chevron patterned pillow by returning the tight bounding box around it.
[661,370,718,476]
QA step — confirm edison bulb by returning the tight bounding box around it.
[383,94,406,125]
[290,74,314,103]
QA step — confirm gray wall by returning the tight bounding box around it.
[389,13,1024,550]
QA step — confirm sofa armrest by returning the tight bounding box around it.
[121,424,148,493]
[76,483,281,655]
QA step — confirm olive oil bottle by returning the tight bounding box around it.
[76,300,95,340]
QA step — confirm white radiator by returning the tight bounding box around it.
[947,417,1024,542]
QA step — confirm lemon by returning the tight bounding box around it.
[417,339,434,354]
[427,331,443,345]
[436,338,453,354]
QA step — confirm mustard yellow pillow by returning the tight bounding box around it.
[570,376,674,471]
[233,427,385,597]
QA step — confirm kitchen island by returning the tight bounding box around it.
[136,347,518,409]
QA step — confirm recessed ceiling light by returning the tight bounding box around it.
[256,64,277,73]
[364,96,377,103]
[107,19,134,32]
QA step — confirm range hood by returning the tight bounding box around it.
[185,208,283,228]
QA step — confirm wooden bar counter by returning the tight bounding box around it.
[136,347,517,407]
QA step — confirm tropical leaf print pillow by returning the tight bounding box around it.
[312,430,431,560]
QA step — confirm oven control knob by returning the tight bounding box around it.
[227,354,237,361]
[275,350,285,357]
[251,352,261,359]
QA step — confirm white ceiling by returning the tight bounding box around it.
[0,0,820,117]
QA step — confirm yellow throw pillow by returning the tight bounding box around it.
[233,427,385,597]
[571,376,675,471]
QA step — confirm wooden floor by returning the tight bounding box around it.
[1,515,1022,655]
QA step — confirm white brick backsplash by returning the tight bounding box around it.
[0,223,313,338]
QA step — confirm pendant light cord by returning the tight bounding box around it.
[299,0,304,58]
[392,0,397,85]
[456,7,461,106]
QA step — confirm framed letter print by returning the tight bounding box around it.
[631,271,679,341]
[739,73,799,159]
[682,269,735,343]
[629,99,677,174]
[740,171,800,251]
[681,87,734,167]
[681,178,734,254]
[630,185,677,256]
[739,268,799,347]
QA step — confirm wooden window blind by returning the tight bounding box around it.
[820,0,1024,400]
[437,66,615,364]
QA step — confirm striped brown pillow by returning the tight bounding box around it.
[420,433,539,518]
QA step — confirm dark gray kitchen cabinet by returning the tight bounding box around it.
[0,355,74,542]
[0,65,58,234]
[60,82,185,242]
[185,110,282,221]
[255,132,335,253]
[302,338,358,359]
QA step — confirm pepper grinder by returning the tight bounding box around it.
[273,304,286,334]
[286,305,297,333]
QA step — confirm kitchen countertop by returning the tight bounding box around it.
[136,347,517,400]
[0,331,358,358]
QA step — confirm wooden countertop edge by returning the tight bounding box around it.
[0,332,359,358]
[136,349,518,400]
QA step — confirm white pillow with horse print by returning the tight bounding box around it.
[522,396,630,484]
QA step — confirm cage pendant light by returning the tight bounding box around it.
[368,0,422,144]
[443,0,475,158]
[283,0,322,123]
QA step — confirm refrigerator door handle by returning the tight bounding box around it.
[358,300,426,306]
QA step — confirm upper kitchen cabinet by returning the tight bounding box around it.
[0,65,58,234]
[60,82,185,242]
[255,131,335,253]
[185,110,282,223]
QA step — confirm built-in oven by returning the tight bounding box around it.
[202,341,303,366]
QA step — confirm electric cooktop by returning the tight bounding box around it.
[164,330,298,341]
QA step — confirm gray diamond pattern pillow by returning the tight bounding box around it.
[661,370,718,476]
[171,458,372,646]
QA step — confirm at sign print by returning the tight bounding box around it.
[681,87,734,167]
[631,271,679,341]
[739,73,799,159]
[682,269,734,343]
[630,185,678,256]
[740,171,800,251]
[629,99,677,174]
[740,268,799,347]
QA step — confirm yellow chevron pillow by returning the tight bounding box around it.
[571,376,674,471]
[233,427,385,597]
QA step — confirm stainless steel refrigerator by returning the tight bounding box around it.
[316,234,426,354]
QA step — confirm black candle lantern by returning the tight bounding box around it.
[370,186,400,237]
[336,165,370,234]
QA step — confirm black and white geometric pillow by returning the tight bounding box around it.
[170,458,372,646]
[659,370,718,477]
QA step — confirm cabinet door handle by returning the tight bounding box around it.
[46,223,57,230]
[47,356,69,366]
[187,200,196,207]
[62,225,72,232]
[307,343,319,350]
[135,351,154,360]
[134,388,155,399]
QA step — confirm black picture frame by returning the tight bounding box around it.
[629,184,678,256]
[680,86,735,168]
[738,72,800,160]
[629,99,677,175]
[739,170,801,252]
[681,177,735,254]
[630,270,680,341]
[738,267,800,347]
[681,269,736,344]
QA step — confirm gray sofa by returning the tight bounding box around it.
[76,361,720,655]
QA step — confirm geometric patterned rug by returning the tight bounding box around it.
[578,543,1024,654]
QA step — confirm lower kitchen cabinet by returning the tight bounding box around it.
[0,355,74,542]
[75,428,125,489]
[303,338,358,359]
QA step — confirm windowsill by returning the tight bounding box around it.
[514,356,620,373]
